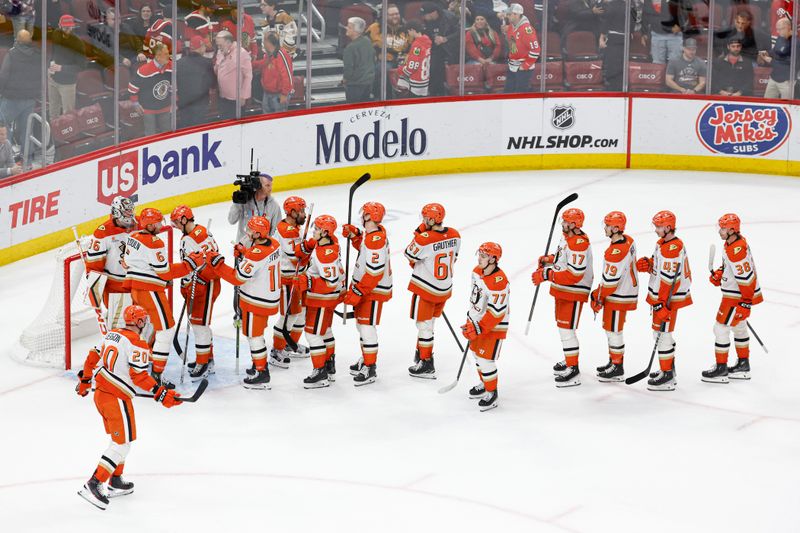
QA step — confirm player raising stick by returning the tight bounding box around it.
[461,242,509,412]
[342,202,393,386]
[404,203,461,379]
[636,210,693,391]
[207,217,281,389]
[76,304,181,510]
[590,211,639,382]
[170,205,221,381]
[703,213,763,383]
[124,208,205,387]
[532,208,594,387]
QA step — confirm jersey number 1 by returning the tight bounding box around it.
[434,251,454,281]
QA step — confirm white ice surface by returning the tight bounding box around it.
[1,169,799,533]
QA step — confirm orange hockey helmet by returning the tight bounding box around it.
[361,201,386,223]
[247,216,271,238]
[478,241,502,261]
[283,196,307,215]
[314,214,337,235]
[170,205,194,223]
[718,213,741,233]
[124,304,149,328]
[604,211,627,232]
[138,207,164,227]
[652,210,677,229]
[562,208,585,228]
[421,203,446,224]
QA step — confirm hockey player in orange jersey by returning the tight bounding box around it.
[84,196,138,328]
[404,203,461,379]
[292,215,345,388]
[636,210,693,391]
[169,205,221,381]
[532,208,594,387]
[207,217,281,389]
[76,304,181,510]
[123,208,205,387]
[461,242,509,412]
[590,211,639,382]
[702,213,763,383]
[342,202,393,386]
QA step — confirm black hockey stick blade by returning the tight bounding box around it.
[179,378,209,403]
[557,192,579,210]
[350,173,371,197]
[333,308,356,320]
[625,362,653,385]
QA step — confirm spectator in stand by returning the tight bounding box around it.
[421,2,459,96]
[342,17,375,104]
[9,0,35,38]
[760,18,794,99]
[0,123,23,178]
[449,0,474,25]
[643,0,687,64]
[367,4,410,97]
[260,0,298,58]
[714,10,766,63]
[185,0,218,50]
[214,30,252,120]
[254,32,294,113]
[711,37,754,97]
[130,4,155,43]
[466,14,503,64]
[599,0,628,91]
[665,37,706,94]
[129,42,173,136]
[502,3,540,93]
[0,30,41,146]
[561,0,606,38]
[221,8,258,57]
[473,0,502,30]
[396,20,432,97]
[48,14,85,119]
[769,0,793,46]
[177,36,215,129]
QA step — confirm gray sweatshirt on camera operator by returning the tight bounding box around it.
[227,196,281,243]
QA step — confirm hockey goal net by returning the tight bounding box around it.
[11,229,173,370]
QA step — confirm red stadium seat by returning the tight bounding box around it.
[547,32,562,60]
[118,99,144,141]
[484,63,508,93]
[532,60,564,91]
[753,66,771,97]
[564,60,604,90]
[75,103,108,136]
[102,67,132,95]
[290,76,306,107]
[51,112,83,162]
[629,35,650,61]
[77,69,113,107]
[565,31,600,61]
[690,2,724,30]
[445,64,485,95]
[628,61,667,92]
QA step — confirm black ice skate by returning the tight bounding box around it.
[246,363,257,377]
[243,368,271,390]
[647,369,676,391]
[478,390,498,411]
[353,364,377,386]
[349,357,365,376]
[408,357,436,379]
[78,476,108,510]
[469,383,486,399]
[555,365,581,387]
[151,372,174,390]
[701,363,729,384]
[728,358,751,380]
[553,360,569,376]
[303,367,330,389]
[597,363,624,383]
[189,360,214,382]
[596,359,613,374]
[107,475,134,498]
[285,344,310,358]
[268,348,291,369]
[325,355,336,382]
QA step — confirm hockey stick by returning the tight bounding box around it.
[135,378,209,403]
[626,261,682,385]
[438,341,471,394]
[180,271,198,384]
[173,219,212,363]
[709,244,768,354]
[342,173,371,324]
[233,255,242,375]
[281,202,315,352]
[333,308,355,320]
[524,193,579,335]
[441,311,465,352]
[71,227,108,337]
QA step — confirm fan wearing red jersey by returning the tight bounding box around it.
[461,242,508,412]
[208,217,281,390]
[342,202,393,386]
[636,210,693,391]
[703,214,763,383]
[292,215,345,389]
[404,203,462,379]
[532,208,594,388]
[85,196,137,329]
[170,205,221,381]
[142,18,175,59]
[123,208,204,387]
[590,211,639,382]
[76,305,180,511]
[184,0,218,49]
[269,196,310,369]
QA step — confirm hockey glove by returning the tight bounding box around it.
[590,288,603,313]
[76,370,92,397]
[735,300,752,321]
[652,302,671,323]
[532,268,551,285]
[207,251,225,268]
[153,386,182,408]
[461,319,480,341]
[300,238,317,255]
[343,284,364,306]
[233,244,246,258]
[341,224,361,239]
[292,274,310,294]
[538,254,555,267]
[636,257,653,273]
[182,251,204,271]
[709,268,723,287]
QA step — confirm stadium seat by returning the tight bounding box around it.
[753,66,771,97]
[693,34,710,59]
[628,35,650,61]
[290,76,306,107]
[70,0,103,24]
[564,60,604,90]
[77,69,113,107]
[75,103,108,136]
[690,2,725,31]
[628,61,667,92]
[102,66,132,96]
[565,31,600,61]
[547,32,562,60]
[484,63,508,93]
[118,99,143,141]
[445,64,485,95]
[51,112,83,162]
[532,61,564,91]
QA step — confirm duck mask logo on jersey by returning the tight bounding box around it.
[696,103,791,156]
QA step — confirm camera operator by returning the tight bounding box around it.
[228,173,281,242]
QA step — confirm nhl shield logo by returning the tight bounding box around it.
[552,106,575,130]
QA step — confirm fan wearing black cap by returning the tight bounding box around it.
[711,37,754,97]
[420,2,459,96]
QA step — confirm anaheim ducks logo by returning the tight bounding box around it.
[734,246,742,254]
[611,248,621,255]
[194,229,202,236]
[99,224,106,230]
[495,275,504,283]
[668,244,678,251]
[576,238,585,244]
[252,247,260,253]
[324,249,334,256]
[372,235,382,242]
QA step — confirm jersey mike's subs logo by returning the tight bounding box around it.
[97,133,223,206]
[316,116,427,165]
[696,103,791,156]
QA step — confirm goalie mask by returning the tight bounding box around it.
[111,196,136,228]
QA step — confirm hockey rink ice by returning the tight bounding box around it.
[1,168,798,533]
